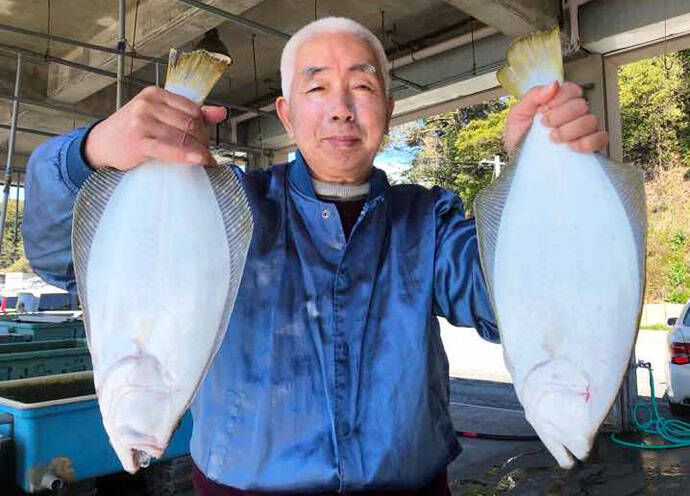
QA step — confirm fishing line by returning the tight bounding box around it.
[662,0,675,75]
[251,34,264,154]
[611,363,690,450]
[44,0,51,60]
[129,0,141,77]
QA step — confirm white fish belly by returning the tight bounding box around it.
[85,161,230,471]
[493,120,640,467]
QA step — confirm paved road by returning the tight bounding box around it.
[440,320,669,398]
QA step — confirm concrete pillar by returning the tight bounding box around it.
[246,151,273,171]
[565,52,635,431]
[272,146,294,164]
[564,53,618,159]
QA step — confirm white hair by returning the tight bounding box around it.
[280,17,391,102]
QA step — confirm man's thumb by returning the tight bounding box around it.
[519,81,559,114]
[201,105,228,124]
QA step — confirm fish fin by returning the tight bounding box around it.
[473,155,520,325]
[181,165,253,411]
[533,424,576,469]
[597,156,648,292]
[165,49,232,104]
[497,27,564,98]
[72,167,126,350]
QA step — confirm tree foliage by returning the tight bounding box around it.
[405,99,513,214]
[618,51,690,173]
[0,199,29,272]
[401,50,690,303]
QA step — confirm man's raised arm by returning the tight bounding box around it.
[22,86,227,292]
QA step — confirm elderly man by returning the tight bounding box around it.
[23,17,606,496]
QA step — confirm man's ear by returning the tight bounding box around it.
[276,96,295,139]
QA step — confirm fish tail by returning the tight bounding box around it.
[164,49,232,104]
[497,27,564,98]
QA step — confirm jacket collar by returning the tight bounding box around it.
[288,149,389,202]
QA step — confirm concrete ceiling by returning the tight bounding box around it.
[0,0,478,174]
[1,0,690,176]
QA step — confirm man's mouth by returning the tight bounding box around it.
[323,136,360,147]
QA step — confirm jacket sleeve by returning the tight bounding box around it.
[432,186,499,343]
[22,125,96,293]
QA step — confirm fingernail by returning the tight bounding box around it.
[187,152,202,163]
[541,113,550,126]
[549,129,559,141]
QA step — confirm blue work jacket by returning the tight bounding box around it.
[22,126,498,492]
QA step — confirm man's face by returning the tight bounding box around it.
[276,32,394,182]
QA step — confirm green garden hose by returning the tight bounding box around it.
[611,362,690,449]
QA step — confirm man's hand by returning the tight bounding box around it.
[505,81,609,157]
[84,86,227,171]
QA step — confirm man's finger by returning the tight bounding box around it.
[568,131,609,154]
[543,82,583,112]
[541,97,588,128]
[147,106,209,146]
[140,134,215,166]
[202,105,228,124]
[550,114,599,143]
[514,81,559,117]
[155,87,203,119]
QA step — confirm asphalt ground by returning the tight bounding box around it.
[442,322,690,495]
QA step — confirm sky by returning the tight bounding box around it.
[373,145,417,182]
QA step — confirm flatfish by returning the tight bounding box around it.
[72,49,253,473]
[474,28,646,468]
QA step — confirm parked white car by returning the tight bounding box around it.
[666,301,690,416]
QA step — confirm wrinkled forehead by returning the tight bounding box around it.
[294,32,381,76]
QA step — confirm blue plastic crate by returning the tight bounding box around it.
[0,313,85,341]
[0,372,193,493]
[0,339,92,380]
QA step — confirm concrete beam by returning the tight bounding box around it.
[240,33,512,149]
[48,0,262,103]
[581,0,690,54]
[443,0,559,37]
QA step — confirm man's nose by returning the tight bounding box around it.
[329,91,355,122]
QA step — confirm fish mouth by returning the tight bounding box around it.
[110,429,165,474]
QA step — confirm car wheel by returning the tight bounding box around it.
[669,401,690,419]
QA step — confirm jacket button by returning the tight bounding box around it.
[340,421,351,437]
[321,208,330,219]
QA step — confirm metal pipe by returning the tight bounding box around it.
[0,53,21,258]
[0,94,104,120]
[0,41,149,87]
[39,472,64,492]
[174,1,432,95]
[13,171,19,244]
[0,42,270,117]
[232,28,498,124]
[0,22,165,64]
[215,140,270,155]
[175,0,290,40]
[0,124,59,137]
[116,0,126,110]
[390,74,425,93]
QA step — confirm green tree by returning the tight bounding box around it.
[406,99,512,214]
[0,199,29,271]
[618,52,689,172]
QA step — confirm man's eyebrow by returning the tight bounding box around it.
[301,66,328,77]
[349,63,377,74]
